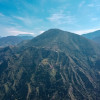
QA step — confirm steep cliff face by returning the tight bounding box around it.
[0,29,100,100]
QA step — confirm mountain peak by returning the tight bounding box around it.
[41,28,65,36]
[22,29,100,57]
[46,28,64,32]
[17,34,33,37]
[38,29,74,39]
[0,29,100,100]
[43,28,71,35]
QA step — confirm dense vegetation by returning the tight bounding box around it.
[0,29,100,100]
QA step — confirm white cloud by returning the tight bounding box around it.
[74,28,100,35]
[79,1,85,7]
[13,16,43,26]
[9,30,34,35]
[14,16,25,21]
[40,31,44,34]
[13,16,33,25]
[0,14,42,36]
[87,4,94,7]
[0,15,33,36]
[0,13,4,16]
[0,14,17,26]
[87,4,100,7]
[47,12,76,25]
[96,5,100,7]
[4,27,35,36]
[91,17,98,21]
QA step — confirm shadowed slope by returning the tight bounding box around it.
[0,29,100,100]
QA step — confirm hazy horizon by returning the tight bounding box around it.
[0,28,100,37]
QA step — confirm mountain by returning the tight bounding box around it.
[24,29,100,57]
[0,35,34,47]
[17,34,34,40]
[93,36,100,44]
[82,30,100,44]
[0,29,100,100]
[0,36,23,47]
[17,34,33,36]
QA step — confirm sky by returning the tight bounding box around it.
[0,0,100,36]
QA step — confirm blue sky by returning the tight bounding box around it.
[0,0,100,36]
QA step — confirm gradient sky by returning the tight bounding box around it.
[0,0,100,36]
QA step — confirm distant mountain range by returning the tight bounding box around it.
[82,30,100,44]
[0,34,34,47]
[0,29,100,100]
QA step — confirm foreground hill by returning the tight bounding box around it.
[0,35,34,47]
[82,30,100,44]
[0,29,100,100]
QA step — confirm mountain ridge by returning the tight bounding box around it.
[0,35,34,47]
[82,30,100,44]
[23,29,100,57]
[0,29,100,100]
[82,30,100,39]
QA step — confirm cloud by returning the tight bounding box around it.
[48,13,63,22]
[0,14,42,36]
[0,27,34,36]
[87,4,100,7]
[95,5,100,7]
[13,16,33,25]
[9,30,34,35]
[14,16,25,21]
[47,12,76,25]
[0,13,4,16]
[79,1,85,7]
[91,17,98,21]
[74,28,100,35]
[40,31,44,34]
[13,16,43,26]
[0,14,18,28]
[0,13,20,26]
[6,27,34,35]
[87,4,94,7]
